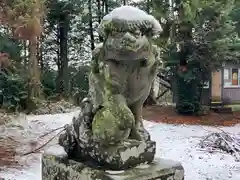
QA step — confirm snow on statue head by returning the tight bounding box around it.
[96,6,162,61]
[99,6,162,38]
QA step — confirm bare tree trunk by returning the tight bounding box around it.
[56,15,70,98]
[97,0,102,24]
[37,36,44,70]
[23,40,28,70]
[28,37,41,99]
[88,0,95,50]
[37,17,44,71]
[39,36,44,70]
[56,24,61,96]
[97,0,103,42]
[102,0,105,15]
[105,0,109,14]
[146,0,151,13]
[61,20,69,98]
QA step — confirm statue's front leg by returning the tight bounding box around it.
[129,102,150,141]
[59,97,93,155]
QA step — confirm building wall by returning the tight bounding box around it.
[222,64,240,104]
[223,88,240,103]
[202,87,240,104]
[201,68,240,104]
[171,64,240,105]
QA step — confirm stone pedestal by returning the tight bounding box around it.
[42,154,184,180]
[68,139,156,170]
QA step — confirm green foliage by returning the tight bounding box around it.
[150,0,240,114]
[0,71,28,111]
[0,33,22,63]
[176,76,201,114]
[41,69,57,97]
[69,65,90,105]
[38,65,90,104]
[229,3,240,35]
[0,32,27,111]
[46,0,76,29]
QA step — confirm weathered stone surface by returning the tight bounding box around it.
[58,6,164,170]
[69,139,156,170]
[42,154,184,180]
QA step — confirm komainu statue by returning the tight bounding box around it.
[59,5,162,170]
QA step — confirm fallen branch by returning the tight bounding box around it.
[197,148,229,155]
[199,131,240,161]
[158,78,171,89]
[156,89,169,100]
[22,127,66,156]
[218,133,240,160]
[39,126,65,139]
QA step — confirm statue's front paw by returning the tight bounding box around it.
[129,128,142,141]
[58,125,76,154]
[138,121,151,140]
[130,124,150,141]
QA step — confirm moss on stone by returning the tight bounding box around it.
[99,18,155,38]
[92,95,134,146]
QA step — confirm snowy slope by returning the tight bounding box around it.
[0,111,239,180]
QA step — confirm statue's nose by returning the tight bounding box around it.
[121,32,137,45]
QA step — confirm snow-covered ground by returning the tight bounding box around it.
[0,111,240,180]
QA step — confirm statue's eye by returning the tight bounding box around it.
[140,58,147,67]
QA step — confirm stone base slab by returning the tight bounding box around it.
[42,154,184,180]
[69,139,156,170]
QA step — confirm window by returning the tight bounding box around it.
[224,69,230,80]
[224,68,240,87]
[224,68,231,86]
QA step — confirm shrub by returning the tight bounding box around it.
[0,71,28,111]
[41,69,57,98]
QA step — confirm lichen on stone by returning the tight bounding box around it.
[92,94,134,146]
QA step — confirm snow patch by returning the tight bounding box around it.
[44,145,66,157]
[103,6,162,34]
[0,112,239,180]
